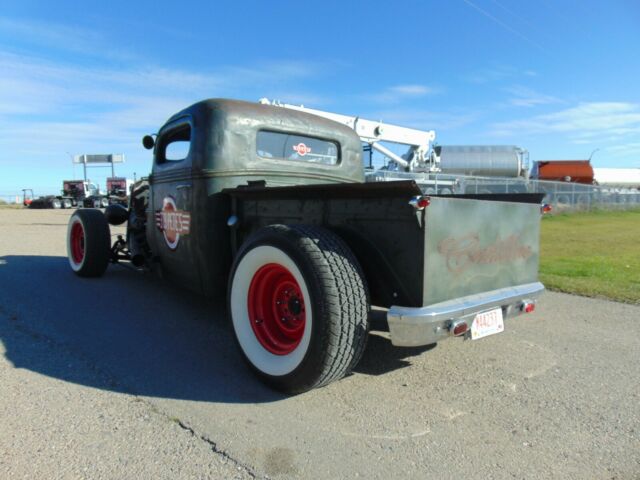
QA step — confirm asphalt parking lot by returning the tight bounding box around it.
[1,208,639,479]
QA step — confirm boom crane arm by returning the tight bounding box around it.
[258,98,439,172]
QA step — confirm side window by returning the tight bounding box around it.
[158,123,191,163]
[256,131,340,165]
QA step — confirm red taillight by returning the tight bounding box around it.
[409,196,431,210]
[522,302,535,313]
[418,197,430,208]
[450,320,468,336]
[541,203,552,214]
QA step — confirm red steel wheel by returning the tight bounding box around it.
[66,209,111,277]
[70,220,85,266]
[248,263,306,355]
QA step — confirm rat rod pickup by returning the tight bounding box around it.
[65,99,545,393]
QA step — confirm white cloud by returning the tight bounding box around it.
[367,84,440,104]
[491,102,640,140]
[464,65,538,84]
[605,142,640,157]
[0,16,134,60]
[506,86,561,108]
[0,49,326,177]
[388,85,435,96]
[0,15,333,192]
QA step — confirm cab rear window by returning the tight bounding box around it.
[256,131,339,165]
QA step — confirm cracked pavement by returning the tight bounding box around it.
[1,209,639,479]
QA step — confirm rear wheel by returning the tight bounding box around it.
[67,209,111,277]
[51,198,61,209]
[228,225,369,393]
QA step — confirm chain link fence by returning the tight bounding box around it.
[4,175,640,212]
[366,171,640,212]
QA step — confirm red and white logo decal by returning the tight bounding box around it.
[155,196,191,250]
[292,143,311,156]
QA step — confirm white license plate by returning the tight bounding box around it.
[471,308,504,340]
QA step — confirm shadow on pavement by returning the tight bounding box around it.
[355,333,436,376]
[0,255,432,403]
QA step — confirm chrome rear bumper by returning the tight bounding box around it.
[387,282,545,347]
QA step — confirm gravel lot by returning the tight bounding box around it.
[1,208,638,479]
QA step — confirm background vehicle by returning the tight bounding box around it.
[66,99,545,393]
[23,181,107,209]
[106,177,133,206]
[531,160,595,184]
[23,187,68,209]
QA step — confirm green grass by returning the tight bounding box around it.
[540,208,640,304]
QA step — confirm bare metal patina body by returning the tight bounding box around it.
[66,98,545,392]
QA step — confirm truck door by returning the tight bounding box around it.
[150,117,200,291]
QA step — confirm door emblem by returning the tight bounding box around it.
[155,196,191,250]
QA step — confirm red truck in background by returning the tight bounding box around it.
[532,160,594,184]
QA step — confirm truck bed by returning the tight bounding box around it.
[225,181,544,310]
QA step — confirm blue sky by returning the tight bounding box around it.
[1,0,639,196]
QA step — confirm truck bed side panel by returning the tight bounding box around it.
[227,181,425,308]
[423,196,540,305]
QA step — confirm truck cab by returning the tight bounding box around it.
[146,99,364,294]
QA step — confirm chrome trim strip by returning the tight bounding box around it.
[387,282,545,347]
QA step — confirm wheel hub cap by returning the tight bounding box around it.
[248,263,306,355]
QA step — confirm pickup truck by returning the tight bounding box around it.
[65,99,545,393]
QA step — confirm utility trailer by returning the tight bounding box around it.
[65,99,546,393]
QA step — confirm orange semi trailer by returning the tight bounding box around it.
[532,160,593,185]
[532,160,594,184]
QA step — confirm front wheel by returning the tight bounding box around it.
[228,225,369,394]
[67,209,111,277]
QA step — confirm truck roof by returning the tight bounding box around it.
[157,99,364,185]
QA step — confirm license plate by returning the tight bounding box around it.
[471,308,504,340]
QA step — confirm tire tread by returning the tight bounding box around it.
[230,224,370,393]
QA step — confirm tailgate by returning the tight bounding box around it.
[422,195,542,306]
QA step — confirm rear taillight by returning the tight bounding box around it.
[522,301,535,313]
[450,320,468,336]
[409,196,431,210]
[541,203,552,214]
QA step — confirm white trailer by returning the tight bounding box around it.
[593,168,640,189]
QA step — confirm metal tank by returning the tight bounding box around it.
[435,145,528,178]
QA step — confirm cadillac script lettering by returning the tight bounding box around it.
[155,196,191,250]
[437,233,533,275]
